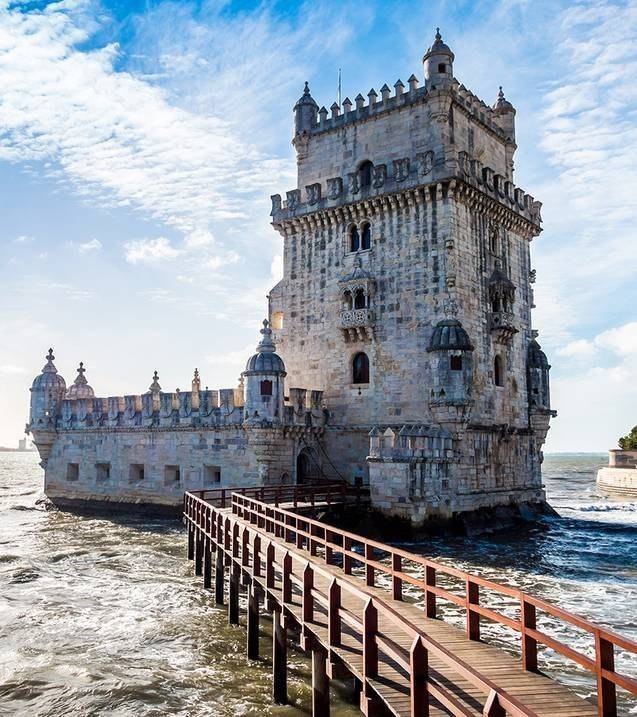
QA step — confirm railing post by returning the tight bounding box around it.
[266,542,275,589]
[232,523,239,559]
[303,563,314,622]
[194,529,203,576]
[187,524,194,561]
[410,636,429,717]
[328,579,341,647]
[365,543,375,586]
[484,690,506,717]
[229,565,240,625]
[325,528,333,565]
[283,551,292,603]
[361,599,379,713]
[310,524,318,557]
[466,579,480,641]
[392,553,403,601]
[595,631,617,717]
[253,534,261,577]
[521,598,538,672]
[425,565,436,618]
[343,536,352,575]
[242,527,250,567]
[312,647,330,717]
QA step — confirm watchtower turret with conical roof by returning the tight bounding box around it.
[242,320,287,425]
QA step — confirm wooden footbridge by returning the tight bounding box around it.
[183,484,637,716]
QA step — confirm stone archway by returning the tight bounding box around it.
[296,448,318,484]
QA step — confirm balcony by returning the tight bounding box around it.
[489,310,518,343]
[340,308,374,341]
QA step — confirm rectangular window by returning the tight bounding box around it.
[129,463,144,482]
[271,312,284,330]
[66,463,79,481]
[164,465,181,485]
[204,465,221,487]
[260,380,273,396]
[450,355,463,371]
[96,462,110,481]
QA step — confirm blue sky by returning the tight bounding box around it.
[0,0,636,451]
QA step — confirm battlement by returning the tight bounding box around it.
[368,424,455,462]
[304,79,505,140]
[271,150,541,228]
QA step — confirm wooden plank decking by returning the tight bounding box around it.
[183,485,637,716]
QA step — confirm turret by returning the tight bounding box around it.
[65,362,94,400]
[423,28,454,90]
[242,319,286,425]
[293,82,318,136]
[492,87,516,177]
[527,337,551,411]
[29,348,66,427]
[427,317,474,405]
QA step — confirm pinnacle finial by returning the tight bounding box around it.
[149,370,161,393]
[42,348,58,373]
[257,318,276,353]
[78,361,85,376]
[435,27,441,40]
[303,81,310,95]
[47,348,54,361]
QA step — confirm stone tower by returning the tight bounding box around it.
[269,29,555,523]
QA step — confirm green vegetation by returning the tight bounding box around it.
[618,425,637,450]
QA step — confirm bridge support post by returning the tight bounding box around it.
[187,525,194,560]
[312,646,330,716]
[247,587,260,660]
[229,566,240,625]
[194,531,203,576]
[215,547,225,605]
[203,538,212,589]
[272,610,287,705]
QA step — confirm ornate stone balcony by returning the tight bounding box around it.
[489,310,518,343]
[340,308,374,341]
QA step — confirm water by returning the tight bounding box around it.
[1,452,636,715]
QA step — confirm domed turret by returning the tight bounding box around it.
[293,81,319,136]
[492,86,516,143]
[423,28,454,90]
[65,362,94,400]
[427,318,474,352]
[527,338,551,410]
[30,348,66,426]
[243,319,286,425]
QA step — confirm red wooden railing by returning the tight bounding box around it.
[226,490,637,717]
[184,490,538,716]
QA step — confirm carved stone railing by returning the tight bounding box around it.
[340,308,375,342]
[489,310,517,342]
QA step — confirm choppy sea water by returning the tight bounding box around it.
[1,452,636,715]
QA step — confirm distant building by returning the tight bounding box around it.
[28,29,555,523]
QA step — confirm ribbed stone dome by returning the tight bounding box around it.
[32,349,66,391]
[427,319,474,352]
[424,28,455,60]
[527,339,550,368]
[244,319,286,375]
[65,362,94,399]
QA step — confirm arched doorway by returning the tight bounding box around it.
[296,448,318,484]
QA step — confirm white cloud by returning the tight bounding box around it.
[124,237,181,264]
[556,338,597,360]
[203,252,240,271]
[0,365,27,375]
[184,230,215,248]
[77,238,102,253]
[15,235,34,243]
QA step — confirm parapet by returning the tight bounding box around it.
[368,425,454,461]
[271,149,541,229]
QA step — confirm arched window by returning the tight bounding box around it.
[260,380,273,396]
[342,289,353,310]
[349,226,360,252]
[352,352,370,384]
[359,161,373,188]
[361,222,371,250]
[354,288,366,309]
[494,355,504,387]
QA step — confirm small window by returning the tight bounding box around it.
[204,465,221,486]
[491,298,500,313]
[361,222,371,250]
[164,465,181,484]
[352,352,370,384]
[450,355,463,371]
[349,226,360,252]
[354,288,366,309]
[343,289,353,310]
[271,312,284,330]
[129,463,144,481]
[260,380,273,396]
[96,462,110,481]
[359,161,373,188]
[494,355,504,387]
[66,463,79,481]
[438,63,446,73]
